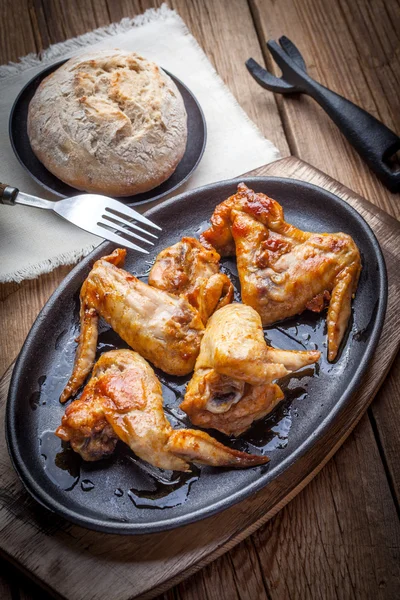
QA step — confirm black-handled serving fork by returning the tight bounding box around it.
[246,36,400,193]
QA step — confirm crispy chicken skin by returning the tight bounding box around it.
[56,350,268,470]
[148,237,233,324]
[181,304,320,436]
[201,183,361,361]
[61,249,204,403]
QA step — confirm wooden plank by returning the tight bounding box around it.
[0,157,399,600]
[369,351,400,510]
[252,412,400,599]
[173,541,271,600]
[0,557,53,600]
[0,0,38,63]
[225,538,270,600]
[0,266,72,377]
[33,0,111,44]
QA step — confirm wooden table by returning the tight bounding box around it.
[0,1,399,599]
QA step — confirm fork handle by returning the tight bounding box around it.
[0,183,19,205]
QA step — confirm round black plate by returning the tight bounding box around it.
[9,60,207,206]
[6,177,387,534]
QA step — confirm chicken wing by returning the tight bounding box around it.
[61,248,204,403]
[148,237,233,324]
[201,183,361,361]
[56,349,268,470]
[181,303,320,436]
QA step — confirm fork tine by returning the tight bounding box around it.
[279,36,307,71]
[98,217,154,245]
[93,224,149,254]
[104,201,162,231]
[102,212,158,239]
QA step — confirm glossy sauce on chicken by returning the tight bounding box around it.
[57,349,268,471]
[148,236,234,324]
[61,248,205,403]
[181,303,320,436]
[201,183,361,361]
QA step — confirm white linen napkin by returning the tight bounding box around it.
[0,4,280,283]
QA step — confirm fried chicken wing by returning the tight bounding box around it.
[61,248,204,403]
[201,183,361,361]
[148,237,233,324]
[56,349,268,470]
[181,303,320,436]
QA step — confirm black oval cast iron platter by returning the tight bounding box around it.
[9,60,206,206]
[6,177,387,534]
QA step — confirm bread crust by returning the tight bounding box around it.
[27,50,188,196]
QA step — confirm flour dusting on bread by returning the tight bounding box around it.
[28,50,188,196]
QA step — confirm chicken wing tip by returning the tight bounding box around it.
[168,429,269,469]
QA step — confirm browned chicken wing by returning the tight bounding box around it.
[61,248,204,403]
[201,183,361,361]
[56,349,268,470]
[181,303,320,436]
[148,237,233,324]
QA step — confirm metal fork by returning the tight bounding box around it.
[246,36,400,192]
[0,183,161,254]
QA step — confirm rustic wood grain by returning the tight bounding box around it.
[0,266,72,377]
[369,350,400,510]
[32,0,111,44]
[0,0,38,63]
[0,1,399,599]
[252,411,400,600]
[0,157,399,600]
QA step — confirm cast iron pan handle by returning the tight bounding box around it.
[246,37,400,193]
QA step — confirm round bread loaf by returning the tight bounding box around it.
[27,50,188,196]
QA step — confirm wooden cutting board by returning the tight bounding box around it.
[1,157,399,600]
